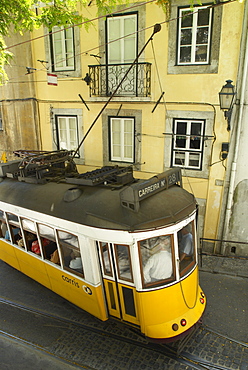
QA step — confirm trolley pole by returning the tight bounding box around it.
[72,23,161,159]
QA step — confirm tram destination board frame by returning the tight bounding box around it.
[120,168,182,211]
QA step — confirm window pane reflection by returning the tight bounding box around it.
[115,244,133,282]
[99,242,112,276]
[139,235,174,287]
[177,221,196,277]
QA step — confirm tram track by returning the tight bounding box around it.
[0,297,247,370]
[0,328,96,370]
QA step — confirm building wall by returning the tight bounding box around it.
[0,32,40,160]
[217,1,248,256]
[0,0,245,251]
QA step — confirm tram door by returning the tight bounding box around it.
[98,242,139,326]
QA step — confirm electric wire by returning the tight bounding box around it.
[3,0,157,51]
[37,1,232,74]
[5,0,237,52]
[150,27,198,197]
[1,0,235,176]
[2,0,238,78]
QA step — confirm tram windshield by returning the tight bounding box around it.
[177,221,196,277]
[139,235,175,288]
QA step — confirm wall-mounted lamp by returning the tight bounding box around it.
[219,79,236,131]
[221,142,229,160]
[83,73,91,85]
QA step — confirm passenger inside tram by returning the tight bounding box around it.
[18,225,60,265]
[42,239,57,259]
[18,231,36,249]
[69,250,83,273]
[143,236,173,283]
[58,231,84,276]
[178,225,193,261]
[5,226,21,243]
[177,222,195,275]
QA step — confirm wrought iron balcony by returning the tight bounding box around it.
[87,62,152,98]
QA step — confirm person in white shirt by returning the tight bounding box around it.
[143,236,172,283]
[179,226,193,261]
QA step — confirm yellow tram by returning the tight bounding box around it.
[0,151,206,342]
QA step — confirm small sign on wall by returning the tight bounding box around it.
[47,73,58,86]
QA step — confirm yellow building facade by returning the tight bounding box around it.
[0,0,245,252]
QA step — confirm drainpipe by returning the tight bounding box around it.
[221,0,248,253]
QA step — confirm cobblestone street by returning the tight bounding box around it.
[0,258,247,369]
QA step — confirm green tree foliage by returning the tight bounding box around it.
[0,0,233,84]
[0,0,129,84]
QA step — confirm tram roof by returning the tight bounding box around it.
[0,152,196,231]
[0,176,196,232]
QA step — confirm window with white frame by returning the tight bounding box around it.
[107,14,137,65]
[55,115,79,156]
[51,26,75,71]
[177,5,212,65]
[106,13,137,96]
[109,117,135,163]
[171,119,205,170]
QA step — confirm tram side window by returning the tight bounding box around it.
[20,218,39,254]
[5,213,21,245]
[177,221,196,277]
[38,224,60,265]
[58,231,84,277]
[139,235,175,288]
[114,244,133,282]
[99,242,113,277]
[0,210,7,238]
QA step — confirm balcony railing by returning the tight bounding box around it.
[88,62,152,98]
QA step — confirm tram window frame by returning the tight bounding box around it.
[5,213,21,245]
[57,230,84,278]
[20,218,41,256]
[114,244,134,283]
[138,234,176,289]
[0,209,4,221]
[98,242,113,277]
[0,209,6,238]
[37,223,60,265]
[177,220,197,278]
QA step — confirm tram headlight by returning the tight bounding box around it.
[200,291,205,304]
[172,323,179,331]
[180,319,187,327]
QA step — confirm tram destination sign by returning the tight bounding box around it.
[137,169,181,199]
[120,168,182,211]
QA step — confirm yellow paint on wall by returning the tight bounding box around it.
[28,0,244,243]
